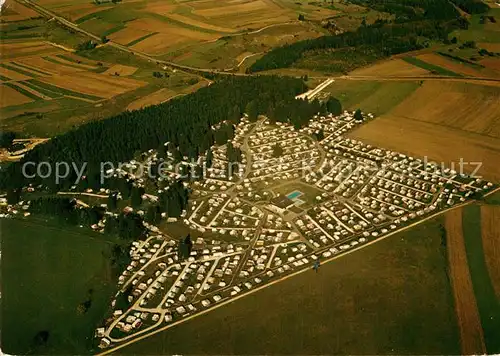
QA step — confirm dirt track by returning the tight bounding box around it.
[445,209,486,355]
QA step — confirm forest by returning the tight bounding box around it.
[0,76,312,190]
[248,0,487,73]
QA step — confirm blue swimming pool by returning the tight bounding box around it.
[287,191,303,199]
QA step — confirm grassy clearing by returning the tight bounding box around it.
[323,79,420,115]
[121,218,459,355]
[462,205,500,354]
[1,218,118,355]
[27,79,103,101]
[451,9,500,43]
[402,57,463,77]
[484,190,500,205]
[348,81,420,115]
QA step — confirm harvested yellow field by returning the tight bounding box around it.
[108,27,151,45]
[127,88,177,111]
[417,53,487,77]
[0,84,33,108]
[5,61,52,77]
[43,55,98,70]
[480,58,500,72]
[16,56,82,75]
[350,58,430,77]
[164,13,236,33]
[390,81,500,138]
[128,19,218,54]
[52,53,101,67]
[194,0,268,16]
[0,66,31,81]
[104,64,138,76]
[131,33,189,54]
[481,205,500,299]
[348,115,500,182]
[38,72,146,99]
[143,1,177,15]
[0,42,57,60]
[478,43,500,52]
[445,209,486,355]
[0,0,38,21]
[60,4,113,22]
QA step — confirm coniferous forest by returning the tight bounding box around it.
[248,0,487,73]
[0,76,313,190]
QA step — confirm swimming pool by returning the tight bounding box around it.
[287,191,303,199]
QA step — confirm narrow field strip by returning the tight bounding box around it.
[0,74,11,81]
[462,205,500,354]
[11,81,52,100]
[126,32,159,47]
[436,52,485,68]
[10,61,54,76]
[26,79,103,101]
[0,63,37,78]
[3,82,44,100]
[49,55,98,70]
[20,80,62,99]
[403,57,463,77]
[75,8,114,24]
[480,205,500,299]
[102,24,126,37]
[445,209,486,355]
[147,12,222,34]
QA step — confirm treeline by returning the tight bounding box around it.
[29,196,146,239]
[248,0,475,73]
[1,76,306,190]
[449,0,489,14]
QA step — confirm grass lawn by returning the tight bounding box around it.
[484,190,500,205]
[324,80,420,115]
[119,217,460,355]
[462,205,500,354]
[1,218,118,355]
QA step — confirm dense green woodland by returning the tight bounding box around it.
[249,0,487,73]
[1,76,313,189]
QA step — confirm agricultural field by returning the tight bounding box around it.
[23,0,388,69]
[1,218,119,355]
[480,205,500,299]
[165,22,323,71]
[120,218,460,355]
[0,17,204,137]
[0,0,39,22]
[461,205,500,354]
[349,58,431,77]
[323,79,421,116]
[348,80,500,182]
[444,209,485,355]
